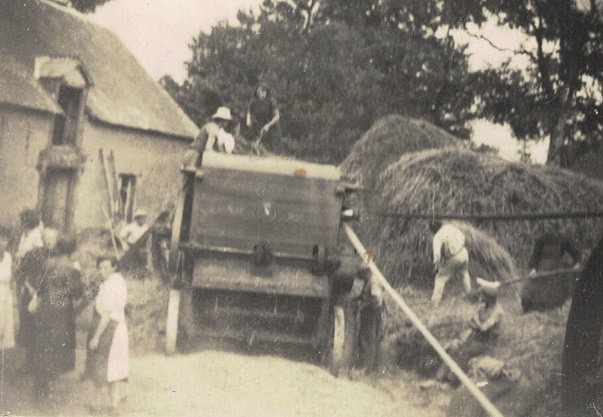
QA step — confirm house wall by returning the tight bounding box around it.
[75,119,191,229]
[0,107,52,229]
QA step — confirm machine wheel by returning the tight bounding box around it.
[165,288,181,355]
[321,304,347,375]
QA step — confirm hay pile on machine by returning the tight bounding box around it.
[164,152,361,372]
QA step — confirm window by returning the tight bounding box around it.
[52,85,83,145]
[120,174,137,222]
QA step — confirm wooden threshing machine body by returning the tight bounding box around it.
[168,153,355,354]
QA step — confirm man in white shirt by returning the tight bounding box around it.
[430,221,472,304]
[119,210,149,252]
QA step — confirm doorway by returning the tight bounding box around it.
[41,168,76,230]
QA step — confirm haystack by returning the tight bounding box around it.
[370,147,603,288]
[339,115,460,257]
[340,114,459,190]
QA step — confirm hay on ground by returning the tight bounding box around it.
[369,147,603,288]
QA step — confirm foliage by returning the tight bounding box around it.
[162,0,478,163]
[66,0,113,13]
[472,0,603,164]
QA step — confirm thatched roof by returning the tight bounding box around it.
[0,0,198,139]
[0,67,62,114]
[369,147,603,288]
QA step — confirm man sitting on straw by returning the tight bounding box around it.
[430,221,472,304]
[434,278,504,386]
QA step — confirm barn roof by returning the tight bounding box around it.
[0,0,199,139]
[0,66,63,114]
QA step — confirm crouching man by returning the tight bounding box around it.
[430,221,472,304]
[354,262,385,376]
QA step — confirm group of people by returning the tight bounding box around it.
[0,209,130,414]
[183,83,281,169]
[421,220,582,389]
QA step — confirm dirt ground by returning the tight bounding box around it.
[0,343,448,417]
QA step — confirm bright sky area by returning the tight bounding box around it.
[89,0,548,163]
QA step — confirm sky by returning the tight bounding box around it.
[89,0,547,163]
[89,0,263,83]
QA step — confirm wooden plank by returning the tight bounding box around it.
[189,167,342,257]
[192,257,330,298]
[99,148,116,218]
[108,150,123,217]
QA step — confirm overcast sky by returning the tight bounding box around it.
[89,0,263,83]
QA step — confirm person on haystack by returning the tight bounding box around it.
[433,278,504,387]
[430,221,472,304]
[353,256,385,376]
[182,106,234,170]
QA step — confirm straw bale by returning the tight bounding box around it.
[367,147,603,288]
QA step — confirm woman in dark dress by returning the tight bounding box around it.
[31,236,83,401]
[246,84,281,150]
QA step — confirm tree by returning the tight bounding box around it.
[47,0,113,13]
[163,0,477,163]
[473,0,603,165]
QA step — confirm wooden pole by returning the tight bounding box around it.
[502,267,581,286]
[99,149,116,218]
[343,223,506,417]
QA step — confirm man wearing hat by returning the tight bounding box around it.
[182,106,234,170]
[119,209,149,252]
[434,277,504,385]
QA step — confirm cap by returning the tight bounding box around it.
[133,209,147,218]
[476,277,500,297]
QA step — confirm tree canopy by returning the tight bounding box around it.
[50,0,112,13]
[162,0,477,164]
[162,0,602,165]
[474,0,603,165]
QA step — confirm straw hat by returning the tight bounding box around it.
[133,209,147,218]
[211,106,233,121]
[476,277,500,297]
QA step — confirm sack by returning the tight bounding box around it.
[27,293,40,314]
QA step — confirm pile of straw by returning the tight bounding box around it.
[340,114,458,190]
[370,147,603,287]
[340,115,459,268]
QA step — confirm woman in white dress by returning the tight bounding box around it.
[0,235,15,349]
[85,255,129,411]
